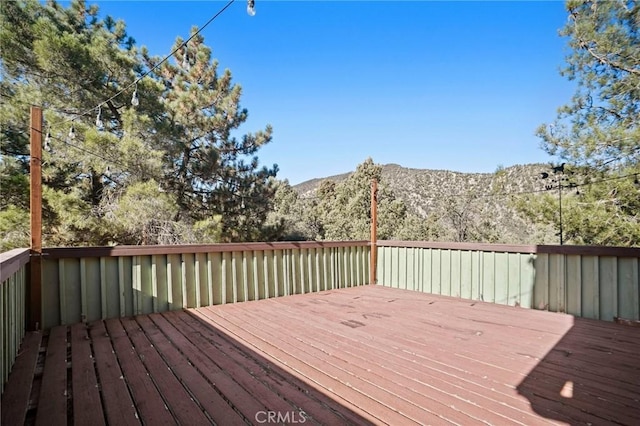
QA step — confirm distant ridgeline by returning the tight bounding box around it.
[293,163,564,245]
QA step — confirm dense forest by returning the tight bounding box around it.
[1,0,638,249]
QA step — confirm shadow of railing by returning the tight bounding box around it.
[165,308,377,424]
[516,318,640,425]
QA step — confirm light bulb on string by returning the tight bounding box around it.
[182,48,191,71]
[68,125,76,140]
[247,0,256,16]
[101,166,111,184]
[131,85,139,107]
[96,105,104,130]
[44,131,52,152]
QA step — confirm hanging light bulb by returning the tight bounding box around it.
[182,49,190,71]
[44,131,52,152]
[247,0,256,16]
[96,106,104,130]
[131,85,139,107]
[68,125,76,140]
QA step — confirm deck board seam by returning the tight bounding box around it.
[195,305,425,425]
[224,300,556,426]
[211,304,507,426]
[259,296,621,425]
[174,309,380,425]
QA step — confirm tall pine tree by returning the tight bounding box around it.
[523,0,640,246]
[1,0,278,247]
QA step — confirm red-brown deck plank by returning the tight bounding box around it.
[135,314,246,425]
[191,307,410,424]
[70,323,104,426]
[3,285,640,425]
[1,331,41,426]
[238,296,556,426]
[302,289,634,405]
[120,317,212,425]
[206,302,514,425]
[34,326,67,426]
[168,315,370,425]
[89,320,139,426]
[160,311,300,417]
[289,287,640,424]
[104,318,174,425]
[148,311,271,421]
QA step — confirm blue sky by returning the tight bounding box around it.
[93,0,574,184]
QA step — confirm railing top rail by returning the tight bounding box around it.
[42,240,371,259]
[378,240,640,258]
[0,248,31,283]
[379,240,538,254]
[535,244,640,257]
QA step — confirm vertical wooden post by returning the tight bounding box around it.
[370,179,377,285]
[29,106,43,330]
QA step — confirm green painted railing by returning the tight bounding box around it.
[0,248,30,394]
[377,241,640,321]
[40,241,371,329]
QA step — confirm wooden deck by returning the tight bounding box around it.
[2,285,640,425]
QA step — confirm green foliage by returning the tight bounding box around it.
[108,181,179,244]
[1,0,278,248]
[0,157,29,210]
[270,159,441,241]
[529,0,640,246]
[517,171,640,246]
[0,205,30,251]
[192,217,224,244]
[443,194,500,243]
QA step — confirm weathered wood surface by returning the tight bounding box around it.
[2,286,639,425]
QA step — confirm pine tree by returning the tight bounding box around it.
[143,30,278,242]
[528,0,640,246]
[0,0,279,247]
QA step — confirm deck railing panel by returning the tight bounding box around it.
[377,241,640,321]
[0,248,29,394]
[618,257,639,320]
[39,241,370,329]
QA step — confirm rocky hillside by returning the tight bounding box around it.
[294,163,560,244]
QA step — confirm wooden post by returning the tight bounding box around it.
[370,179,377,285]
[29,106,43,330]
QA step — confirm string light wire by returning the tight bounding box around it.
[48,0,236,130]
[33,122,640,206]
[25,2,639,207]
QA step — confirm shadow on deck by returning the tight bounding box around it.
[516,318,640,425]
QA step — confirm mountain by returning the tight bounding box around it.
[293,163,559,244]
